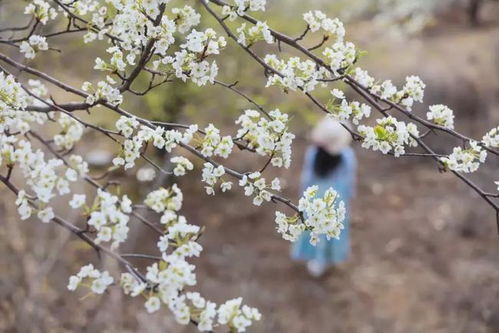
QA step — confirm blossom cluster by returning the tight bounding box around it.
[202,162,231,195]
[12,140,87,221]
[350,67,374,88]
[181,28,226,56]
[222,0,267,18]
[28,79,48,97]
[322,41,357,74]
[136,166,157,182]
[19,148,68,204]
[217,297,262,332]
[235,109,295,168]
[303,10,346,40]
[144,185,183,218]
[440,141,487,173]
[275,186,346,245]
[358,116,419,156]
[63,0,224,89]
[239,171,281,206]
[239,172,281,206]
[160,49,220,86]
[397,75,426,110]
[24,0,57,25]
[264,55,329,92]
[369,75,426,110]
[76,189,132,248]
[152,27,226,86]
[17,190,54,222]
[94,47,128,73]
[300,186,346,244]
[286,13,355,78]
[482,126,499,148]
[172,5,201,34]
[171,156,194,176]
[53,114,84,150]
[328,90,372,125]
[237,22,274,47]
[199,124,234,158]
[1,71,89,223]
[426,104,455,129]
[67,264,114,294]
[0,73,46,135]
[82,76,123,106]
[20,35,48,59]
[113,116,197,169]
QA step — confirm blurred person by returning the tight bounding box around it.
[291,117,356,277]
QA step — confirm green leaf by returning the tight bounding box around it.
[374,125,387,139]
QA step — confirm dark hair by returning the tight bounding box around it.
[313,146,342,178]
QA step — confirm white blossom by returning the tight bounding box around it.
[328,99,371,125]
[396,75,426,110]
[231,0,267,15]
[218,297,261,332]
[353,67,374,88]
[37,207,54,223]
[53,114,84,150]
[137,167,157,182]
[172,6,201,33]
[201,163,226,195]
[427,104,455,129]
[68,265,113,294]
[358,117,419,157]
[24,0,57,25]
[303,10,345,41]
[144,185,183,214]
[235,109,295,168]
[145,296,161,313]
[440,141,487,173]
[237,21,274,47]
[20,35,48,59]
[91,271,114,294]
[482,126,499,148]
[276,186,346,244]
[171,156,194,176]
[82,76,122,106]
[86,189,131,248]
[265,55,329,92]
[69,194,86,209]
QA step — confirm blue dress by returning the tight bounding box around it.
[291,146,356,266]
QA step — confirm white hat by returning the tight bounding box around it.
[310,117,352,154]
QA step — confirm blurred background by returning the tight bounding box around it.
[1,0,499,332]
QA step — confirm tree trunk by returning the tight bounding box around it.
[469,0,483,26]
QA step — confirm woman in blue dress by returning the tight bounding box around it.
[291,117,356,277]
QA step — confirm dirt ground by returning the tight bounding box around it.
[1,13,499,333]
